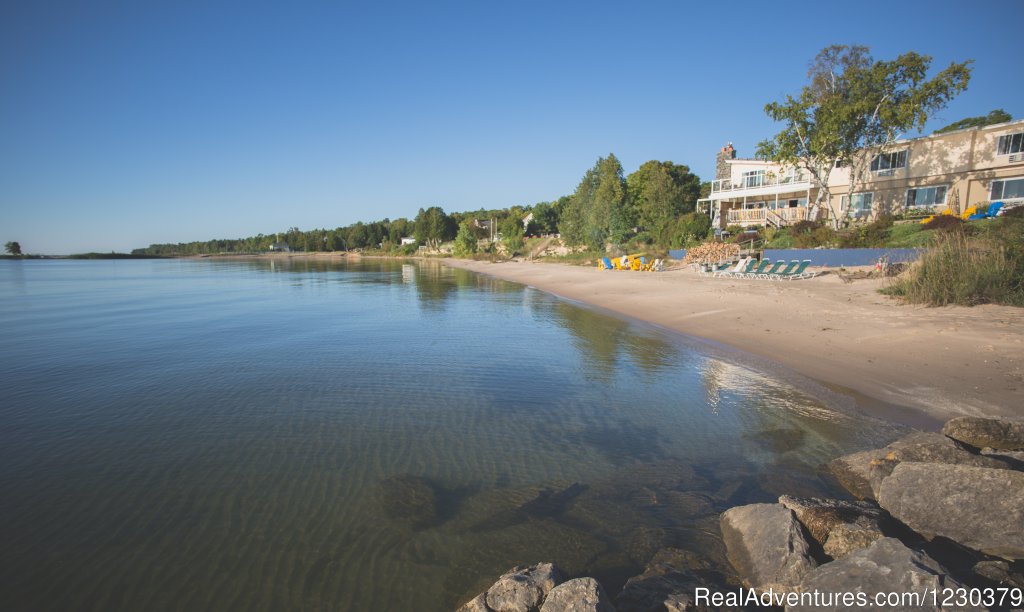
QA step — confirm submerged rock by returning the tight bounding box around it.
[778,495,890,559]
[942,416,1024,451]
[877,462,1024,560]
[539,577,615,612]
[719,503,817,593]
[790,538,970,612]
[378,474,438,527]
[616,548,738,612]
[828,431,1013,500]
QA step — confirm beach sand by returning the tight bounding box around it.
[444,258,1024,426]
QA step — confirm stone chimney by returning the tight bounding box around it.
[715,143,736,180]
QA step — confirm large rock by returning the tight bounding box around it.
[878,462,1024,560]
[943,416,1024,451]
[486,563,565,612]
[789,538,970,612]
[457,593,492,612]
[778,495,889,559]
[719,503,817,593]
[539,578,615,612]
[829,432,1013,500]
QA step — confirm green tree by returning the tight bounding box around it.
[560,154,629,250]
[453,220,478,257]
[5,241,22,255]
[527,202,559,235]
[627,161,702,244]
[414,206,457,250]
[935,109,1012,134]
[499,215,524,253]
[757,46,971,226]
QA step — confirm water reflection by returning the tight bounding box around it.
[540,299,678,382]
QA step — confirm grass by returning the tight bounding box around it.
[883,225,1024,306]
[885,222,934,248]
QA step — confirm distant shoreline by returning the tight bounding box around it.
[443,258,1024,428]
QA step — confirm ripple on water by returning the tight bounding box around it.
[0,259,907,611]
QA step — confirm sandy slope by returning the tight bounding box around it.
[445,258,1024,426]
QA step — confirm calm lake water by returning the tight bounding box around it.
[0,258,905,611]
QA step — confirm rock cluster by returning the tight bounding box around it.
[716,416,1024,605]
[456,563,614,612]
[458,417,1024,611]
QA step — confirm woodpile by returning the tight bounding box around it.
[681,242,740,265]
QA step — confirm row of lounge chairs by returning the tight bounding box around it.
[700,257,817,280]
[598,256,664,272]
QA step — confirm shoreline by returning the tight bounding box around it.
[442,258,1023,427]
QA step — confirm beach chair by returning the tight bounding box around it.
[777,260,813,280]
[969,201,1004,220]
[713,257,750,278]
[599,257,615,270]
[756,260,788,279]
[766,260,800,280]
[651,258,664,272]
[740,259,772,279]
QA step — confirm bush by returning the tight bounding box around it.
[789,220,818,235]
[1002,205,1024,219]
[884,231,1024,306]
[922,215,966,232]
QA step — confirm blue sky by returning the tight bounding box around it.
[2,0,1023,254]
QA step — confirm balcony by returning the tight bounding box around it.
[726,206,828,227]
[710,171,813,199]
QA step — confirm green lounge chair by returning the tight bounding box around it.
[777,260,812,280]
[756,260,789,279]
[784,260,817,280]
[715,257,754,278]
[767,260,800,280]
[740,259,772,279]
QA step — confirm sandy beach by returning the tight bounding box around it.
[444,258,1024,427]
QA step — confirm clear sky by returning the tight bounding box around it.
[2,0,1023,254]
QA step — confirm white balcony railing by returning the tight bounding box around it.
[727,206,828,225]
[711,171,811,194]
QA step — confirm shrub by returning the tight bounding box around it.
[1002,205,1024,219]
[789,220,819,235]
[922,215,966,232]
[884,231,1024,306]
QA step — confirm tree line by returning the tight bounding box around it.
[133,156,711,257]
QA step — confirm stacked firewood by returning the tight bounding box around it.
[681,242,740,265]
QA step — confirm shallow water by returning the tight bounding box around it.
[0,258,905,610]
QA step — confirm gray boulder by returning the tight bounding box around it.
[829,431,1013,500]
[457,593,493,612]
[778,495,889,558]
[973,560,1024,589]
[486,563,565,612]
[943,416,1024,451]
[878,462,1024,560]
[719,503,817,593]
[539,578,615,612]
[790,538,970,612]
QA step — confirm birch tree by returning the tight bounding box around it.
[757,46,971,226]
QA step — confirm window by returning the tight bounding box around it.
[870,150,908,172]
[843,192,874,217]
[905,185,947,208]
[997,132,1024,156]
[742,169,765,188]
[991,176,1024,200]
